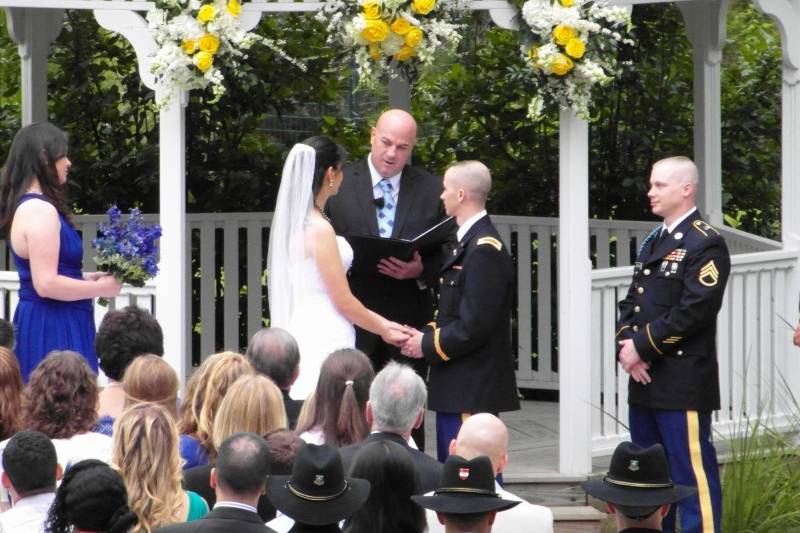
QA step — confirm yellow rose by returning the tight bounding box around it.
[552,25,576,46]
[558,0,574,6]
[197,4,216,23]
[182,39,198,55]
[411,0,435,15]
[404,27,423,47]
[361,1,382,19]
[551,53,574,76]
[391,17,411,35]
[369,44,382,60]
[394,45,416,62]
[527,46,538,60]
[227,0,242,15]
[360,19,390,43]
[194,51,214,72]
[564,38,585,59]
[199,33,220,54]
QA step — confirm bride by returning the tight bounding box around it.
[267,136,409,399]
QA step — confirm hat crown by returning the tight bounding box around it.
[436,455,497,496]
[606,442,672,487]
[288,444,347,498]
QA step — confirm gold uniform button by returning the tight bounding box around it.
[633,325,639,332]
[643,269,651,276]
[677,350,684,356]
[634,306,640,313]
[439,277,444,285]
[637,287,644,294]
[665,272,671,277]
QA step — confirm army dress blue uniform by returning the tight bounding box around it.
[616,209,730,533]
[420,214,520,461]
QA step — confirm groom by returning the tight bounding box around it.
[325,109,448,450]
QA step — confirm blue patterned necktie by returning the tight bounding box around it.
[377,180,396,237]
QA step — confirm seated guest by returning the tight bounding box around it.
[582,442,696,533]
[123,354,179,419]
[44,459,138,533]
[339,361,441,492]
[95,306,164,435]
[412,455,519,533]
[184,374,286,521]
[295,349,374,447]
[344,440,425,533]
[245,327,303,428]
[0,346,23,440]
[177,351,253,468]
[264,430,305,533]
[267,443,370,533]
[0,351,112,507]
[0,431,61,532]
[114,403,209,531]
[426,413,553,533]
[155,432,278,533]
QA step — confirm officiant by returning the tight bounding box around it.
[325,109,450,450]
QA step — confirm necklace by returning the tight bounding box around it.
[314,205,332,224]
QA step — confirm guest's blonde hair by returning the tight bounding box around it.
[177,351,253,457]
[113,402,185,533]
[123,354,179,420]
[212,374,288,452]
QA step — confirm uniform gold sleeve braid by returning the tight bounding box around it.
[433,329,450,361]
[646,323,664,356]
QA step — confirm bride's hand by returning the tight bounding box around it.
[382,321,411,346]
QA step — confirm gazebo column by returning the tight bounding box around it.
[4,7,63,126]
[558,109,592,475]
[678,0,727,226]
[753,0,800,395]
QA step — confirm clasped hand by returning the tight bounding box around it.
[381,323,425,359]
[618,339,651,385]
[378,251,423,280]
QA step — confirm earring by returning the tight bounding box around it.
[329,179,334,189]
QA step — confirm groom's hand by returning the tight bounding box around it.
[378,251,423,280]
[401,329,424,359]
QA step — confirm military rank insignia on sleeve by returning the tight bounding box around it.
[699,260,720,287]
[477,237,502,251]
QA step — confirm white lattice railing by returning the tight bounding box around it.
[590,248,798,455]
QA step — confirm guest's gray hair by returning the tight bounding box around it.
[369,362,427,434]
[244,327,299,389]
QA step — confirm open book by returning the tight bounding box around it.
[346,217,456,275]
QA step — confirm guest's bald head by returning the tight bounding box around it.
[448,413,509,475]
[444,161,492,205]
[370,109,418,177]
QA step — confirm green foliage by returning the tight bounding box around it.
[0,1,785,239]
[721,376,800,531]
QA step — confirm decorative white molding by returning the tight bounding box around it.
[93,9,157,90]
[754,0,800,84]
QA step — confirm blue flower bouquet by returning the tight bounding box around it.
[92,206,162,306]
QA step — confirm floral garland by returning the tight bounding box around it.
[317,0,464,89]
[518,0,634,121]
[147,0,303,107]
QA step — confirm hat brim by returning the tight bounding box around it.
[581,478,697,507]
[267,475,371,526]
[411,493,521,514]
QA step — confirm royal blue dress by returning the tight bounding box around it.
[11,193,97,381]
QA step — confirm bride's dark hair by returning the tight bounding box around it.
[302,135,347,197]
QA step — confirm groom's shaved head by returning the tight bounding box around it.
[445,161,492,204]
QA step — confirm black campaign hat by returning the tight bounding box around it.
[411,455,520,514]
[267,443,370,526]
[582,442,696,509]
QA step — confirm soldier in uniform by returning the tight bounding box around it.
[616,156,730,533]
[401,160,520,462]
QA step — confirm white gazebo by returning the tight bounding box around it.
[1,0,799,477]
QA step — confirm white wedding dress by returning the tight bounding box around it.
[285,236,356,400]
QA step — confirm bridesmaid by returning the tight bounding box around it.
[0,122,121,380]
